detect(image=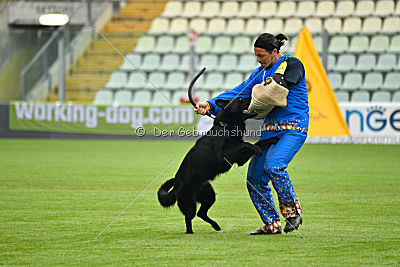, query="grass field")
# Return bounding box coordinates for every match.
[0,139,399,265]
